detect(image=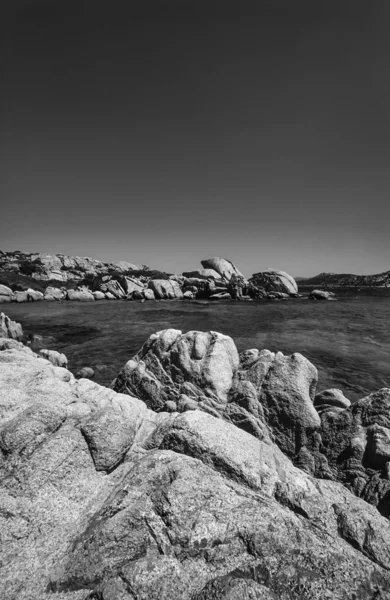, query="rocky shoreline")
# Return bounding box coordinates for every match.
[2,312,390,598]
[0,251,310,303]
